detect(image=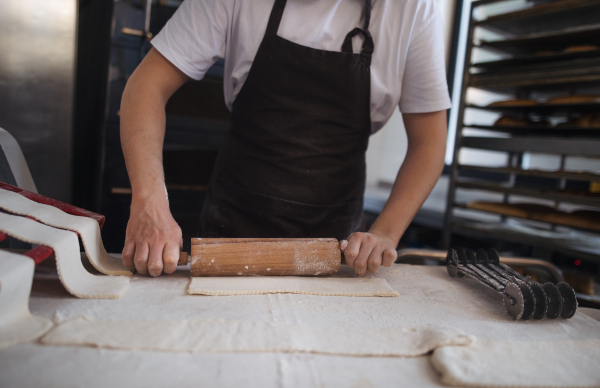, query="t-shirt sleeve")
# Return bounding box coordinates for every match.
[398,2,452,113]
[150,0,230,80]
